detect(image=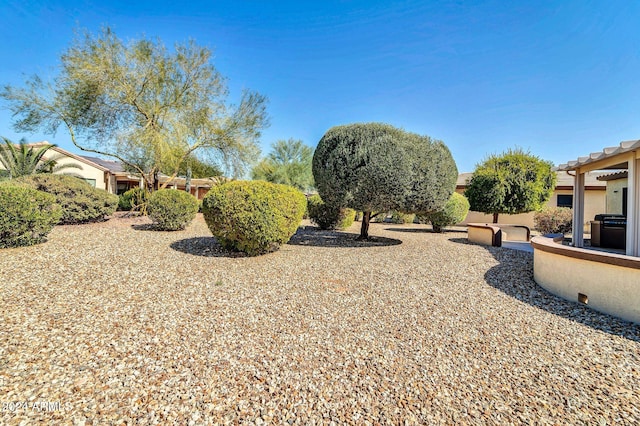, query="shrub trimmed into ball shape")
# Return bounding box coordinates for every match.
[419,192,470,233]
[147,189,199,231]
[390,211,415,224]
[307,194,356,230]
[0,185,62,248]
[11,174,118,224]
[118,187,150,212]
[202,180,306,256]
